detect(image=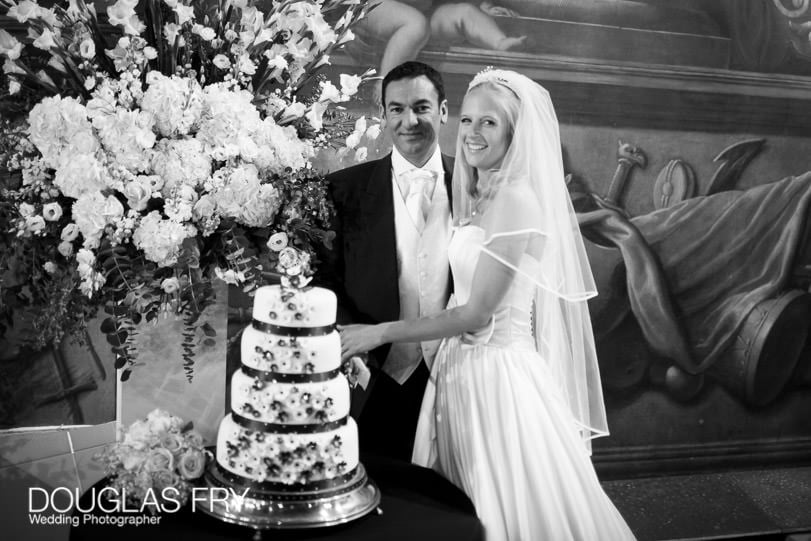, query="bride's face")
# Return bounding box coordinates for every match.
[459,87,512,172]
